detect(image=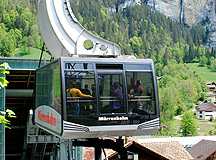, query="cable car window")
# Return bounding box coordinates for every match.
[125,64,151,71]
[65,71,96,121]
[36,61,61,114]
[98,73,125,114]
[65,62,93,70]
[126,72,156,116]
